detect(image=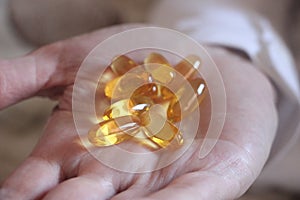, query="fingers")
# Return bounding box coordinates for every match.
[0,156,61,200]
[0,24,146,109]
[127,138,257,200]
[42,175,116,200]
[0,57,44,109]
[133,171,242,200]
